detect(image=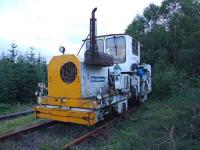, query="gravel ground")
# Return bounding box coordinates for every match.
[0,108,129,150]
[0,122,95,150]
[72,136,109,150]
